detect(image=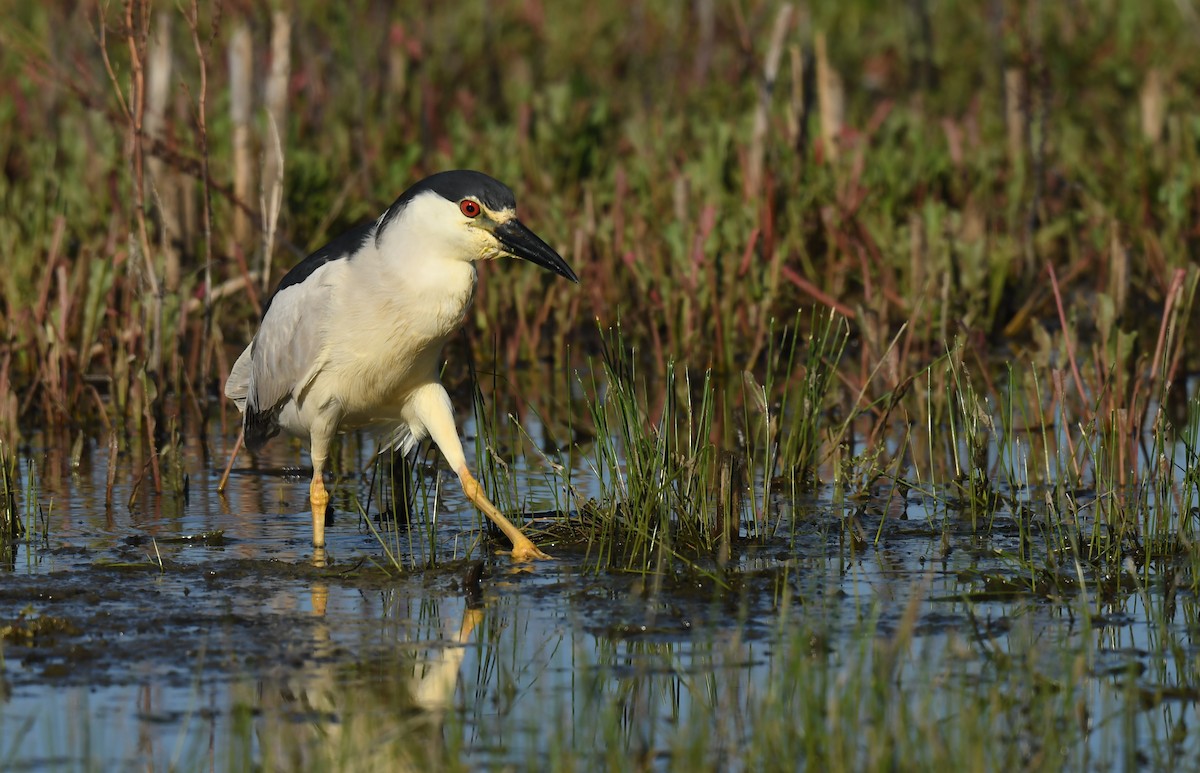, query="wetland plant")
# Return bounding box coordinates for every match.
[573,313,849,572]
[0,442,21,566]
[772,309,851,489]
[579,341,725,571]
